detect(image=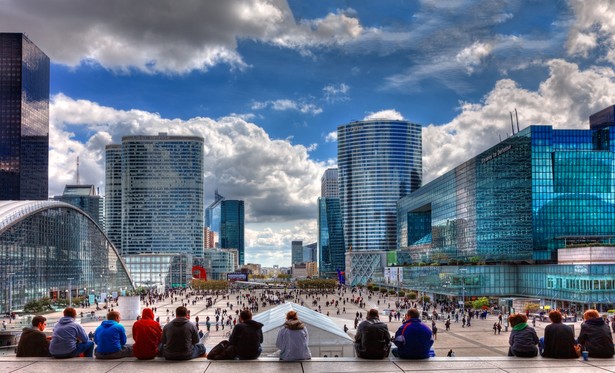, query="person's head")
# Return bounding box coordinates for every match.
[176,306,188,317]
[548,310,562,323]
[367,309,379,319]
[107,311,120,322]
[407,308,420,319]
[583,309,600,320]
[286,310,298,321]
[63,307,77,318]
[508,313,527,327]
[32,316,46,331]
[239,309,252,322]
